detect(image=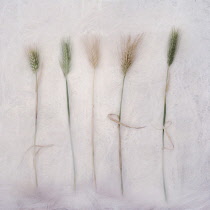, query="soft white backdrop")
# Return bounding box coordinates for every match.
[0,0,210,209]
